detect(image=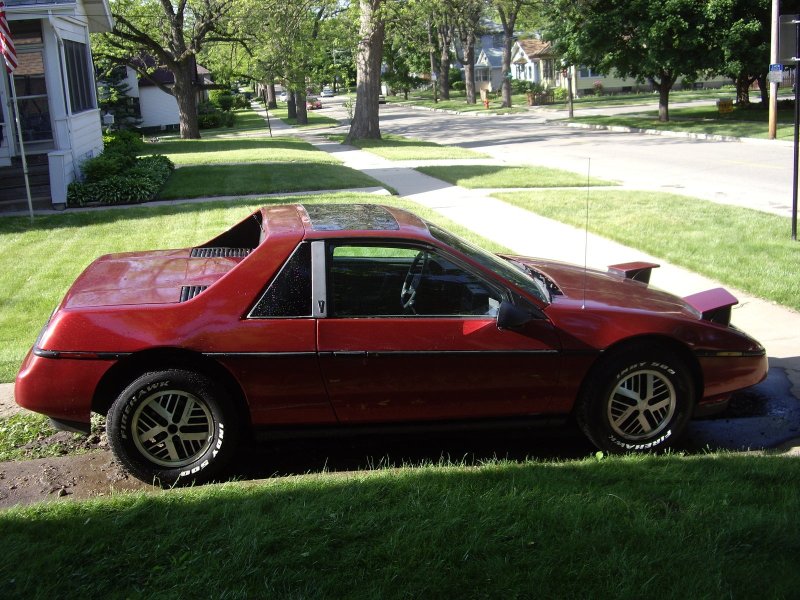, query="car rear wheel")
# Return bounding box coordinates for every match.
[107,369,238,486]
[577,347,694,452]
